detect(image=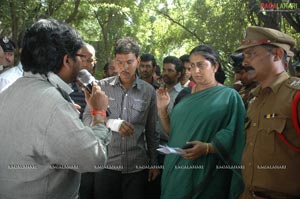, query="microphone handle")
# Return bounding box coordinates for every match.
[86,83,93,93]
[85,83,111,116]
